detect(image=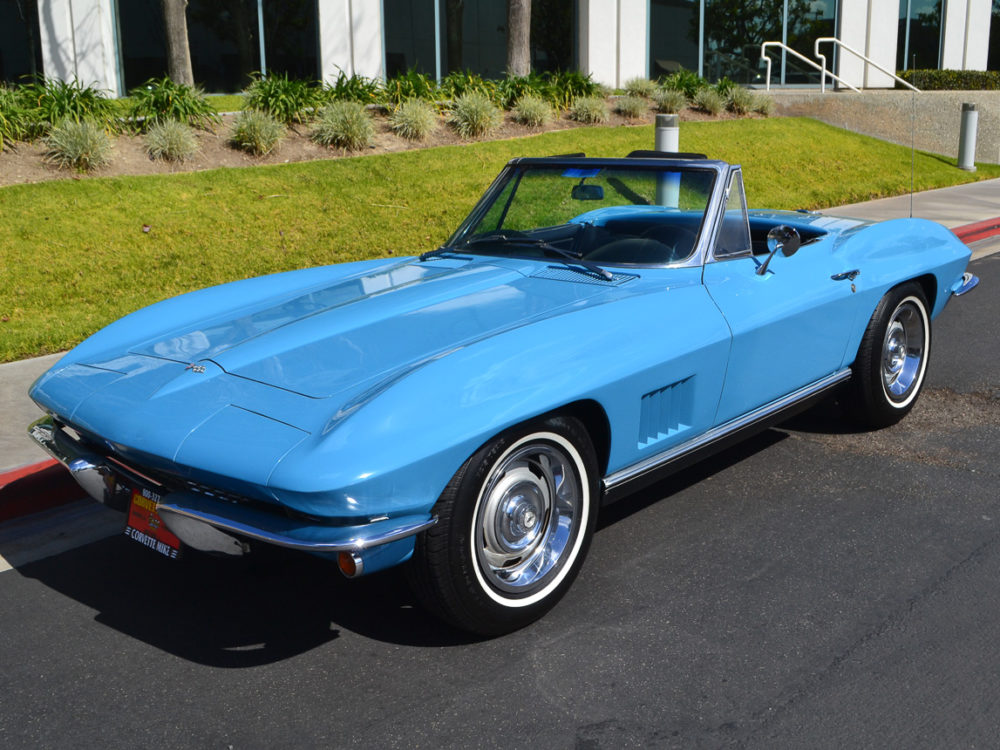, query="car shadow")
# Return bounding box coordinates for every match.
[13,402,853,661]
